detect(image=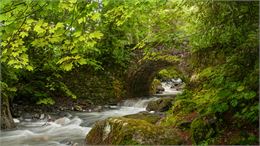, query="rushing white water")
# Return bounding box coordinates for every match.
[157,82,182,96]
[0,97,159,146]
[0,82,180,146]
